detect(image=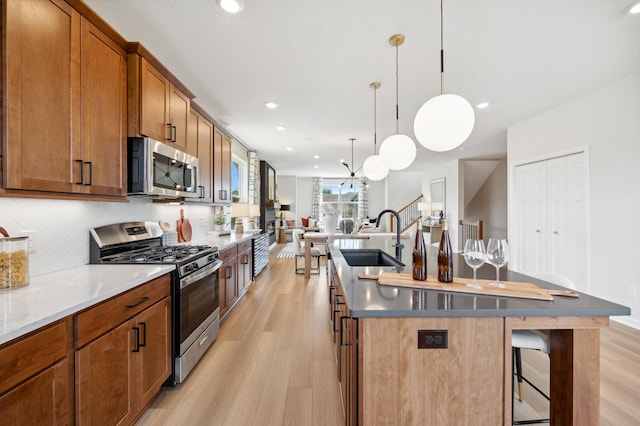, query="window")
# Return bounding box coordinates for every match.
[231,154,247,202]
[321,179,361,220]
